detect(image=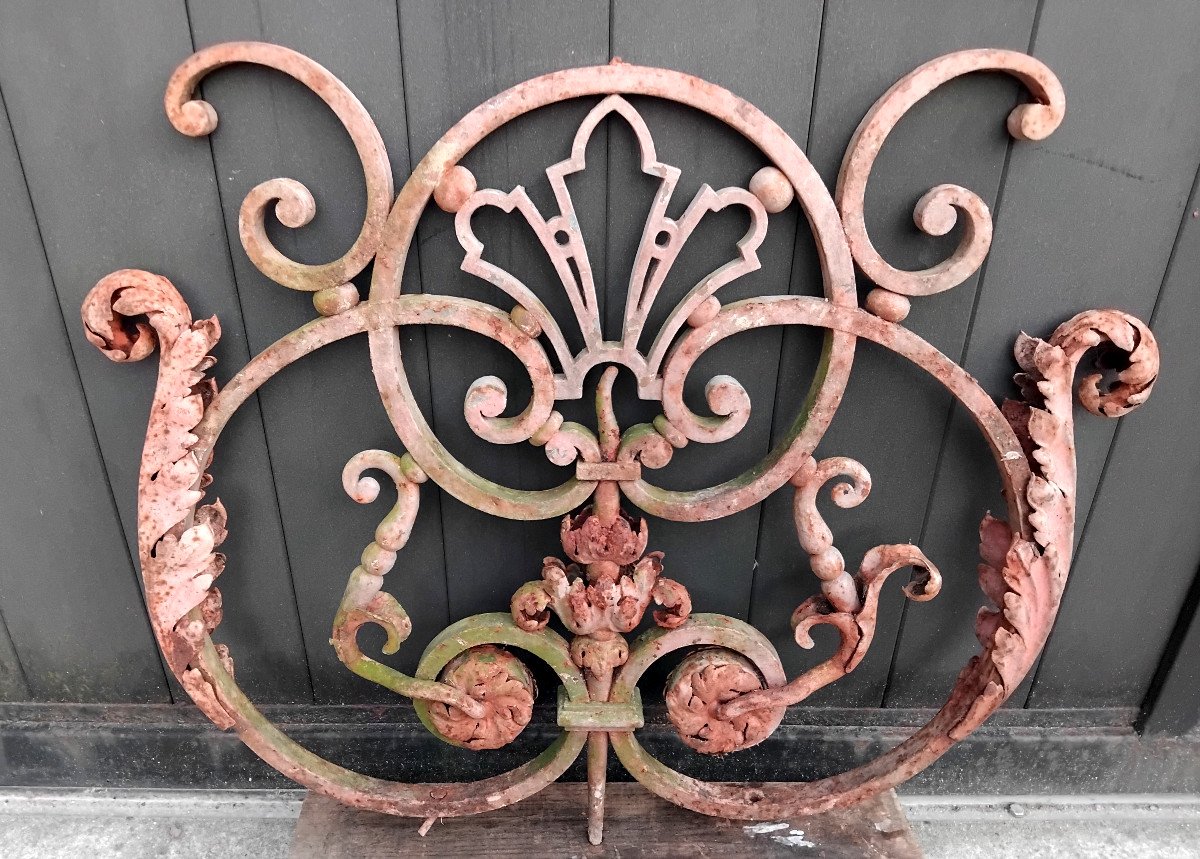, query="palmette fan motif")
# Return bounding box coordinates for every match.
[81,42,1159,844]
[454,93,770,401]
